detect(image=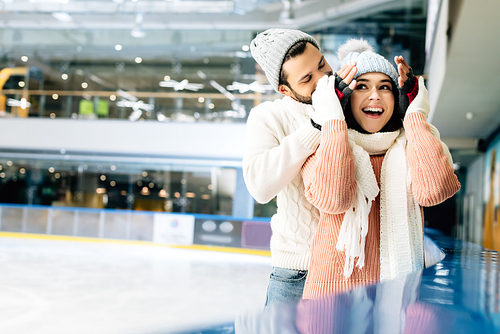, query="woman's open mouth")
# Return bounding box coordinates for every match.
[362,107,384,119]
